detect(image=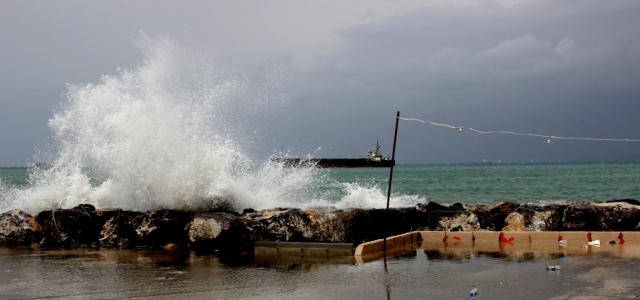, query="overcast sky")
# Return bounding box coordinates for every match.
[2,0,640,166]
